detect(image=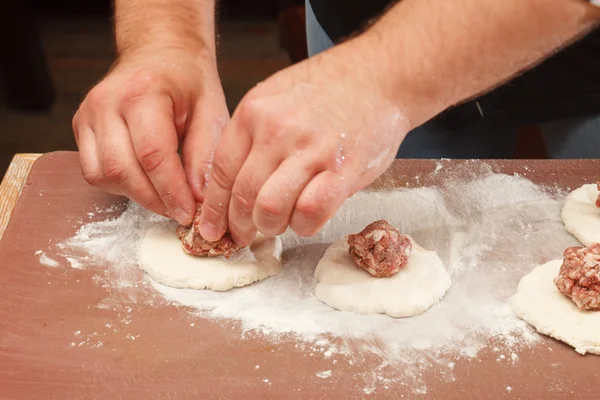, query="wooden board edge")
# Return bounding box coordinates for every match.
[0,154,42,239]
